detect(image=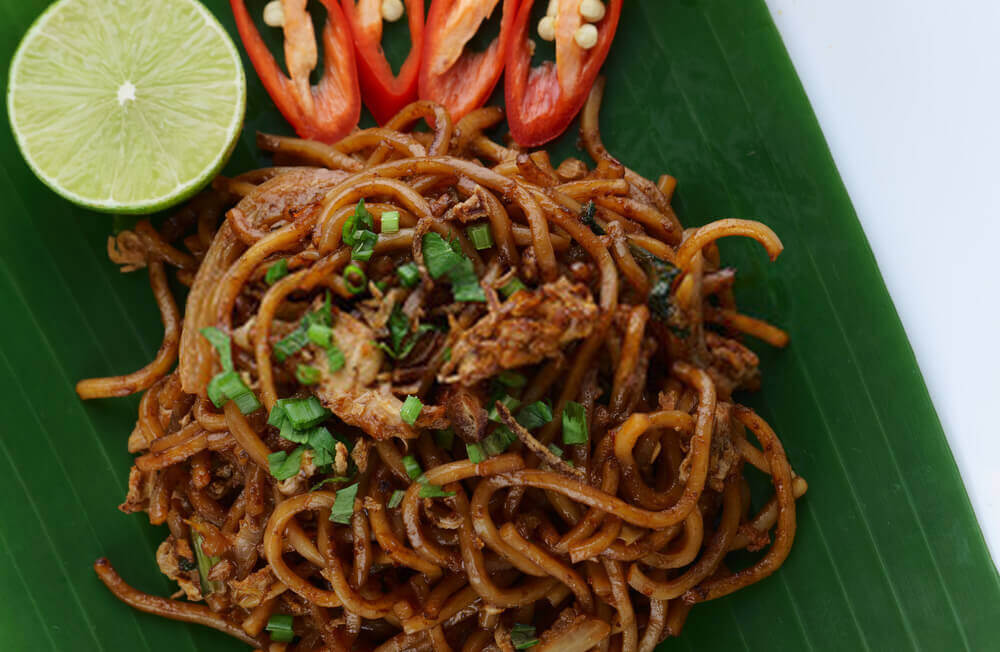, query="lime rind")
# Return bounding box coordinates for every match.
[7,0,246,214]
